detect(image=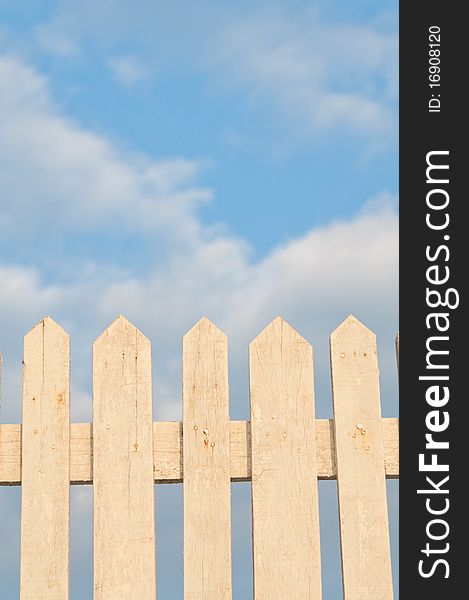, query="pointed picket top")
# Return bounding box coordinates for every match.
[24,315,69,340]
[249,316,310,349]
[183,316,227,343]
[93,314,150,347]
[330,313,376,346]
